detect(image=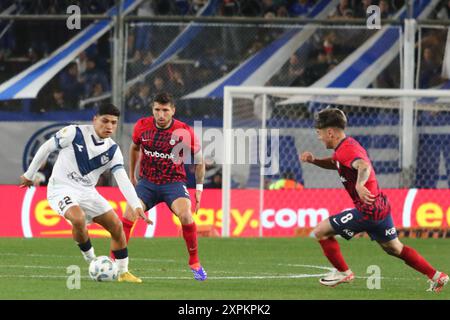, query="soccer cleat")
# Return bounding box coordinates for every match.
[190,264,207,281]
[319,270,354,287]
[427,272,449,293]
[118,271,142,283]
[83,254,96,264]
